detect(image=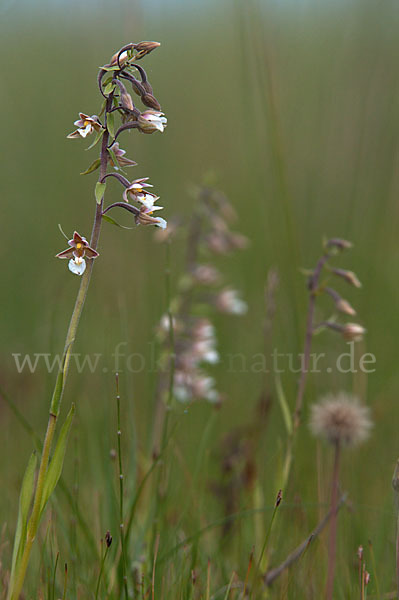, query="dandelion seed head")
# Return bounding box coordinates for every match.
[309,392,372,447]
